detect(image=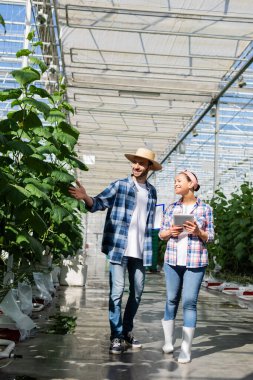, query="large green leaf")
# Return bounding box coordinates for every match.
[11,67,41,86]
[37,143,61,156]
[22,156,50,174]
[22,97,50,117]
[33,126,52,139]
[63,196,81,210]
[16,233,30,245]
[32,41,43,47]
[46,109,65,123]
[17,231,44,256]
[60,101,75,115]
[0,88,22,101]
[29,57,48,74]
[16,49,32,58]
[29,85,53,101]
[28,153,45,160]
[50,233,67,250]
[8,109,26,123]
[7,140,34,155]
[68,156,88,171]
[23,178,52,193]
[51,170,75,183]
[23,111,42,129]
[16,207,48,235]
[25,183,52,204]
[4,184,31,206]
[29,210,48,235]
[0,119,19,133]
[51,205,69,224]
[0,14,6,33]
[57,143,73,158]
[53,130,77,149]
[78,201,87,213]
[27,30,35,41]
[11,99,22,108]
[60,220,83,237]
[58,121,79,139]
